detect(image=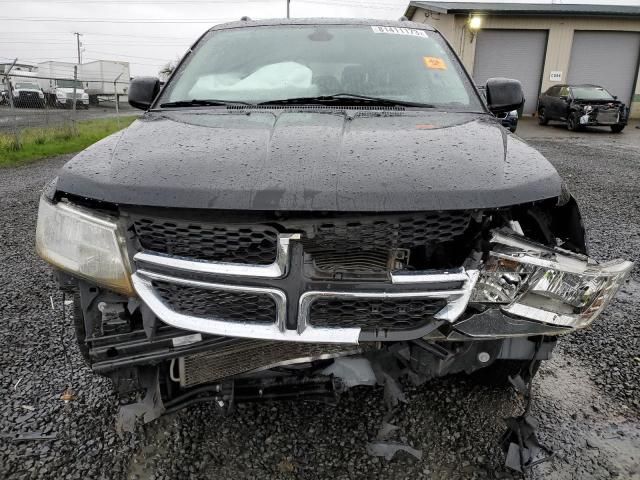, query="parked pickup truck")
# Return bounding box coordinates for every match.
[36,18,632,423]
